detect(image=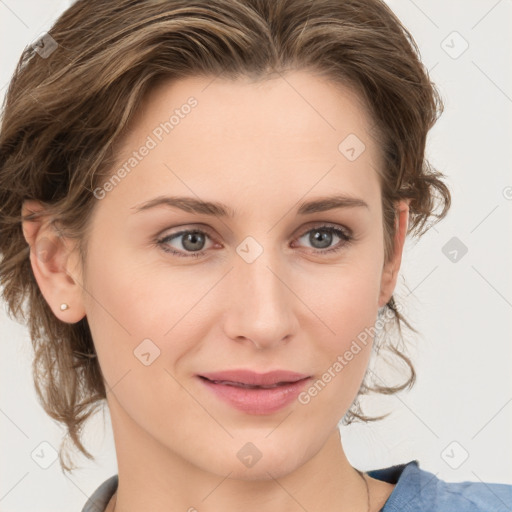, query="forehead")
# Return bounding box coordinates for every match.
[132,70,376,149]
[103,71,382,216]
